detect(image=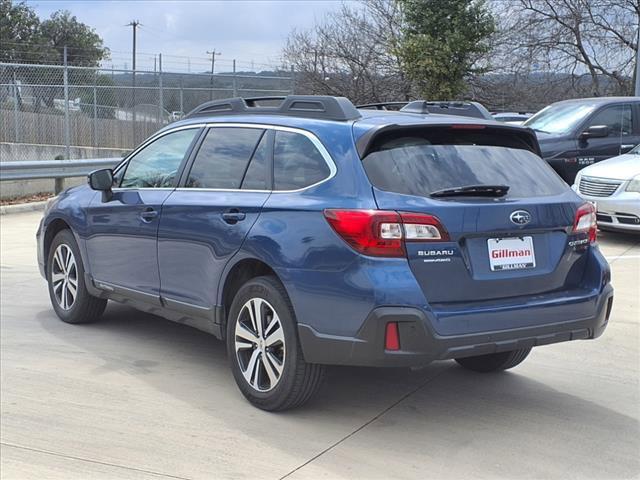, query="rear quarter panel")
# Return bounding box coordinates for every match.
[221,122,426,336]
